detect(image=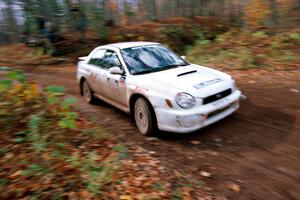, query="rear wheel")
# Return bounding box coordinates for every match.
[82,80,95,104]
[134,98,155,136]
